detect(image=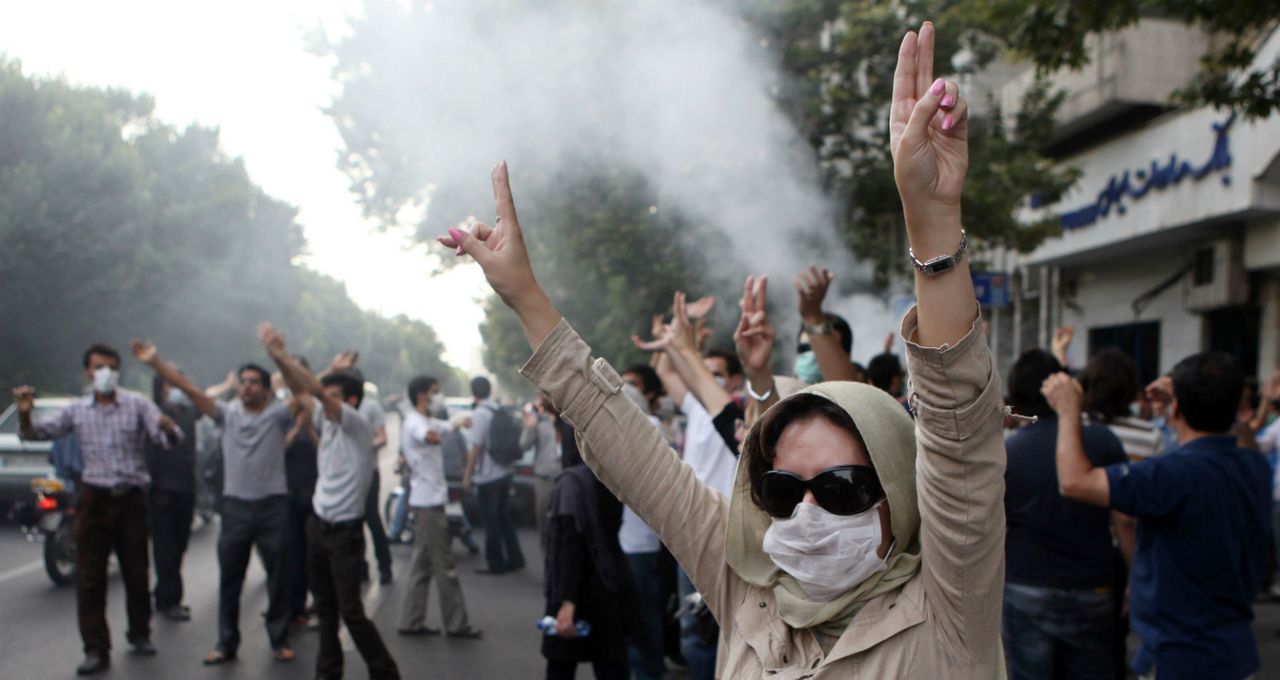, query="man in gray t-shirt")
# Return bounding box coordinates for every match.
[214,400,291,500]
[136,347,297,663]
[312,403,375,522]
[261,325,400,679]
